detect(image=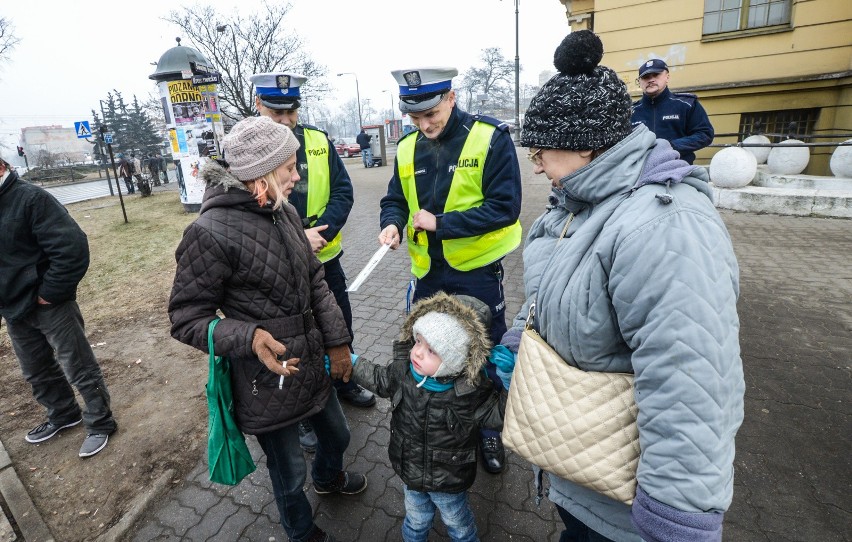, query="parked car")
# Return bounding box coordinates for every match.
[334,138,361,158]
